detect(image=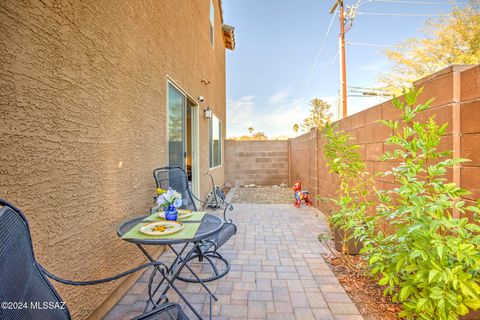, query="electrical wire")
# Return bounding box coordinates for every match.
[356,11,449,16]
[313,50,339,98]
[348,85,391,92]
[369,0,468,5]
[301,11,337,97]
